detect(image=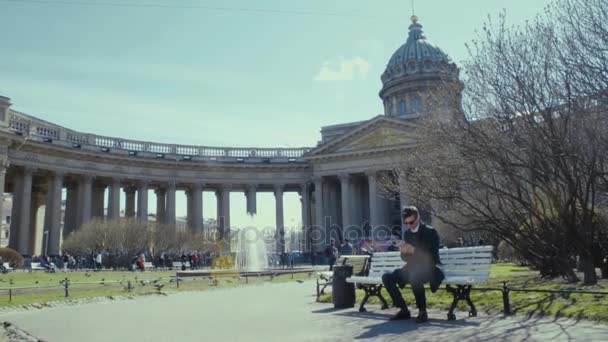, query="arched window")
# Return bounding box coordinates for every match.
[399,100,407,116]
[412,96,422,113]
